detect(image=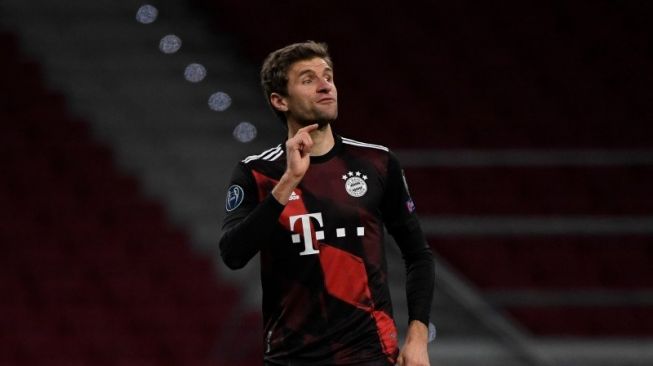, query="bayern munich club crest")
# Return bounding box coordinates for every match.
[342,171,368,197]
